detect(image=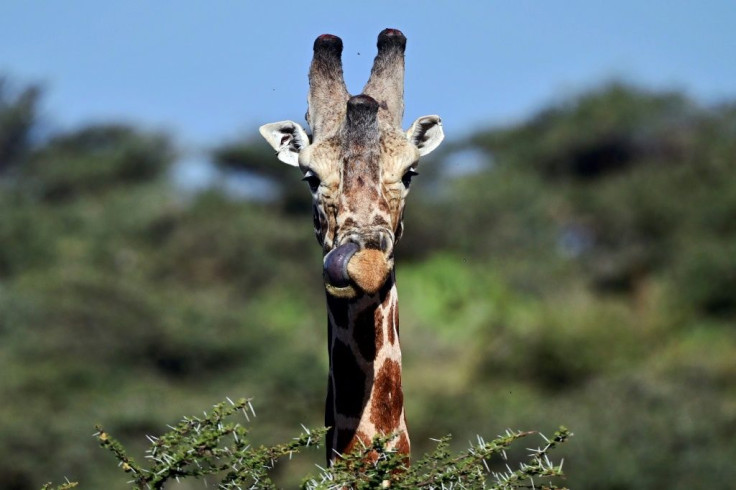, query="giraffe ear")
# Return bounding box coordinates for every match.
[407,115,444,156]
[259,121,310,166]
